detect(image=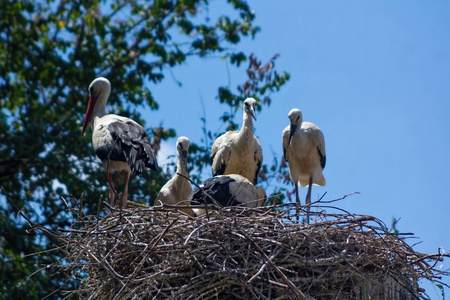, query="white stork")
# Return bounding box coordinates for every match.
[282,108,326,223]
[82,77,159,209]
[211,98,263,185]
[156,136,194,216]
[191,174,266,216]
